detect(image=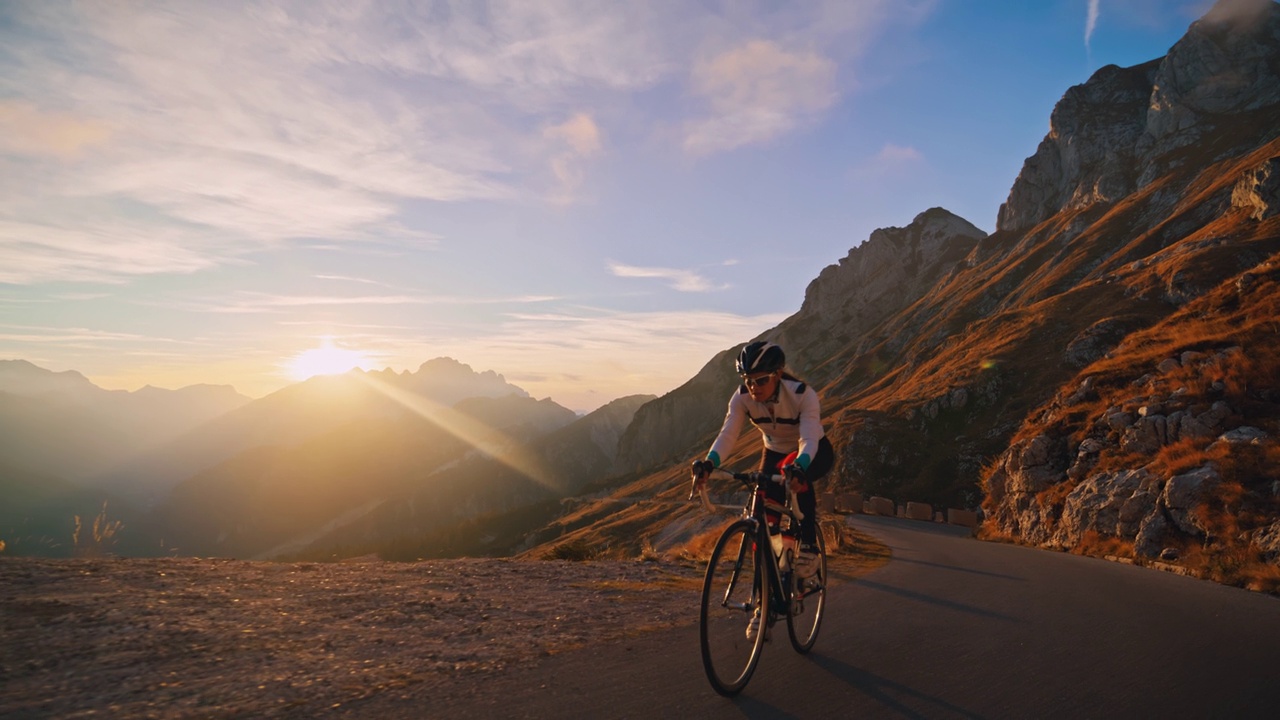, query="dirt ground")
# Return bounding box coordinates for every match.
[0,556,705,719]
